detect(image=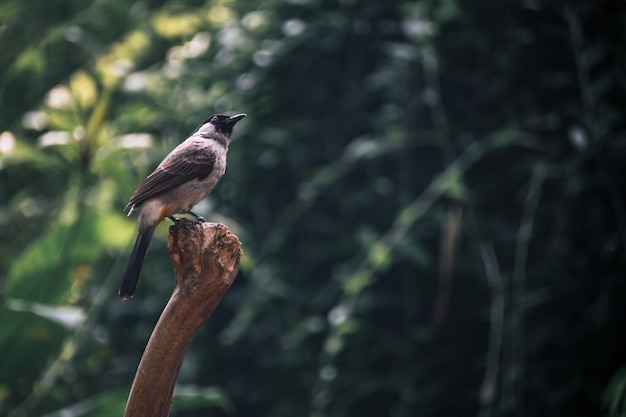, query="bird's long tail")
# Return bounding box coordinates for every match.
[119,226,155,300]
